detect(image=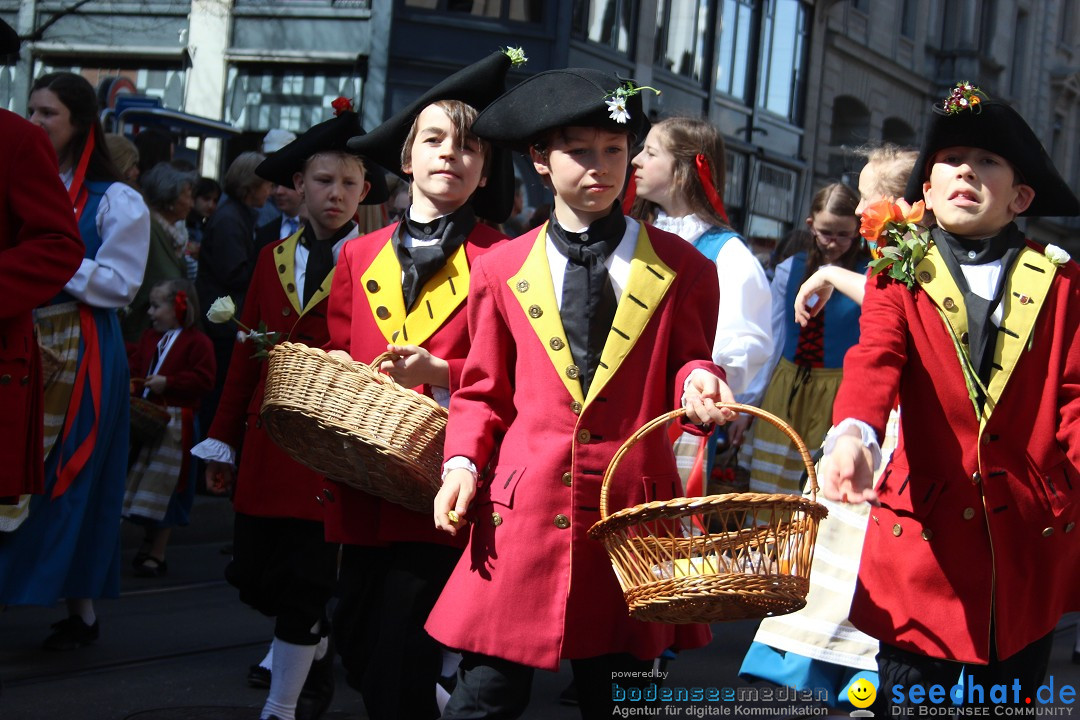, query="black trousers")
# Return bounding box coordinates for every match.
[442,651,658,720]
[876,631,1055,714]
[333,542,462,720]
